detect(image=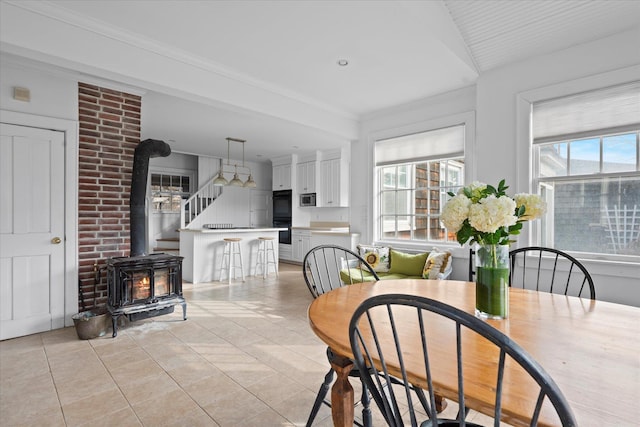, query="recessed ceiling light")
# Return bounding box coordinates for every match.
[337,59,349,66]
